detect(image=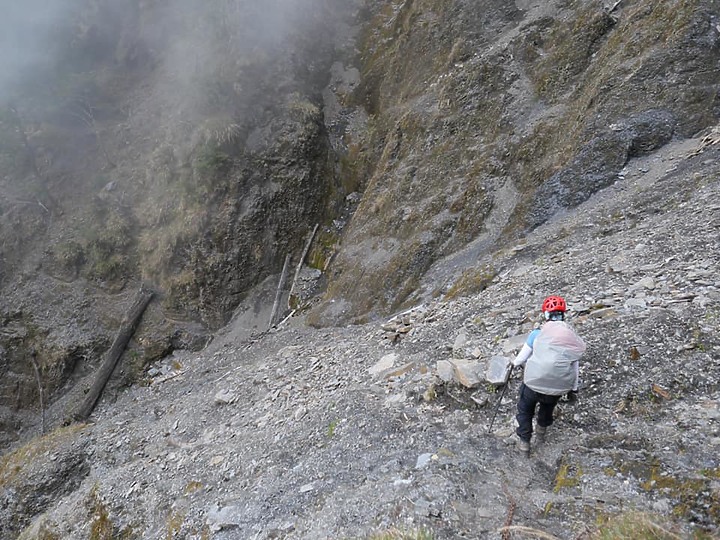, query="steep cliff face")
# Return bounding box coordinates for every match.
[310,0,720,324]
[0,0,359,447]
